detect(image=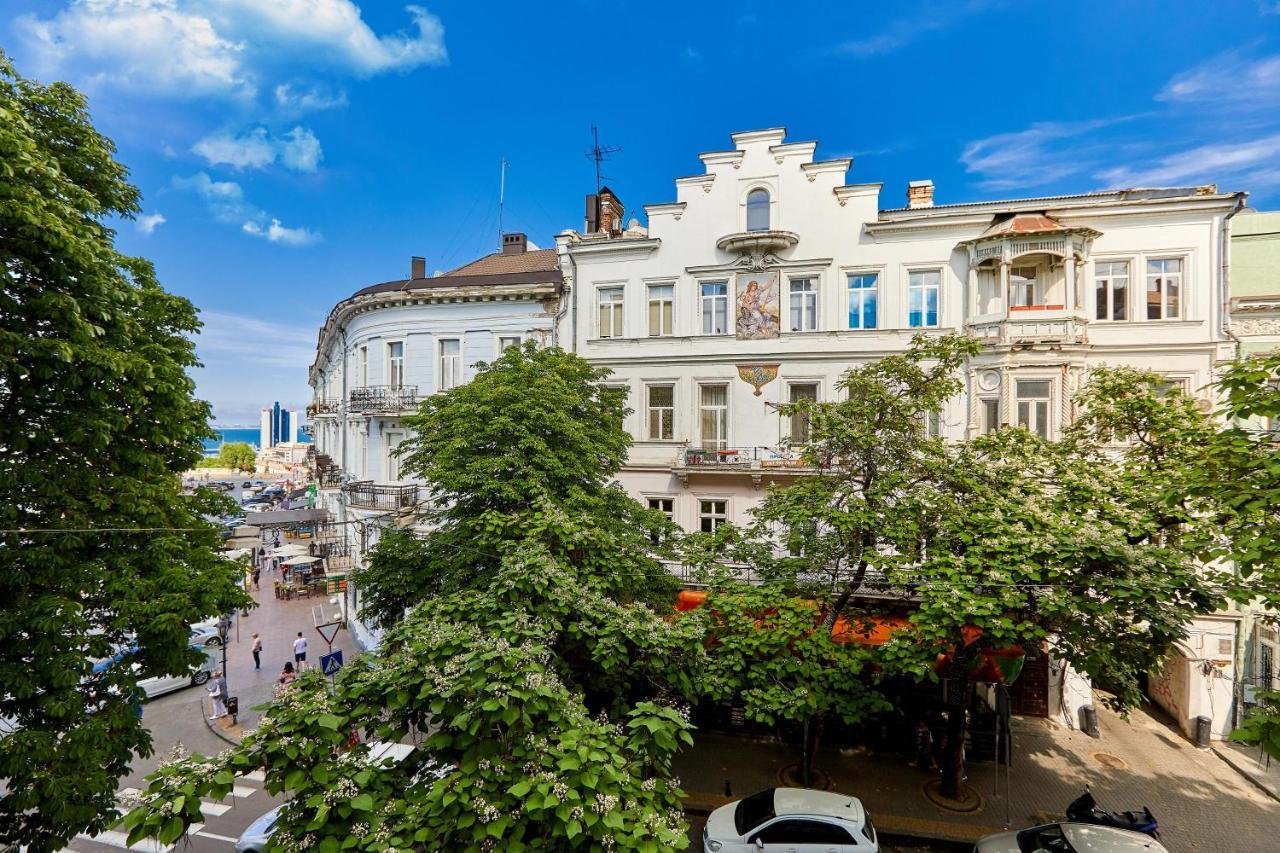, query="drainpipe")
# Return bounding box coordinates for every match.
[1221,194,1247,343]
[568,247,580,353]
[339,327,349,477]
[552,239,575,350]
